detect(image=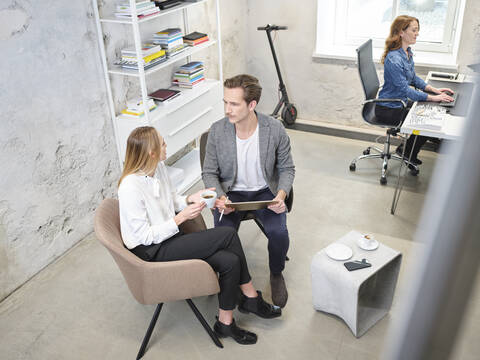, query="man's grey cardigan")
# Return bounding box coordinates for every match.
[202,112,295,198]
